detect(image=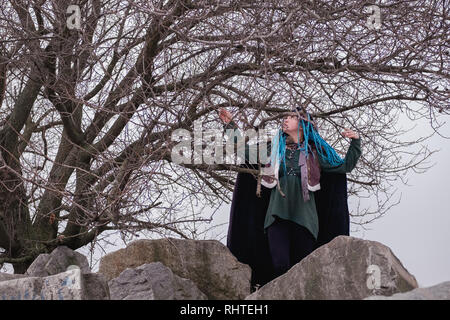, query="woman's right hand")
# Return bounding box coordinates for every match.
[219,108,233,124]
